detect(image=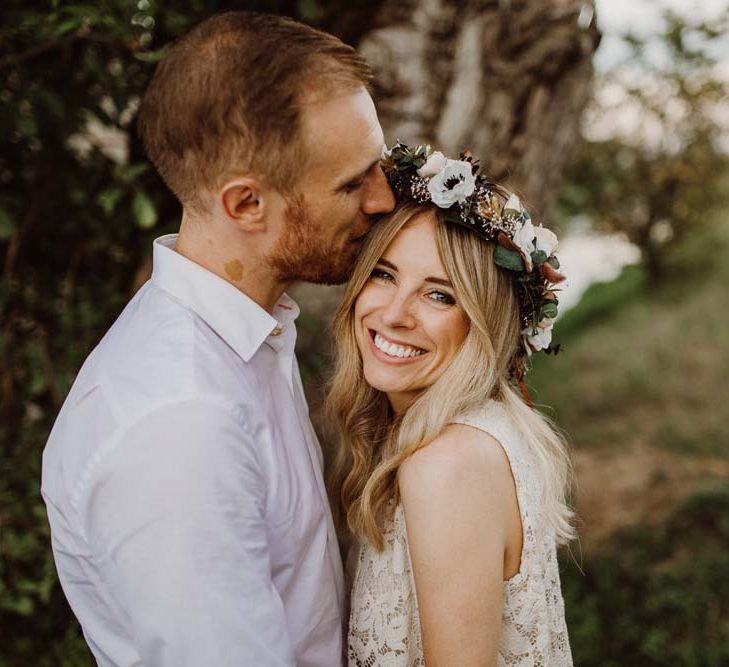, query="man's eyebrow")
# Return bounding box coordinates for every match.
[337,157,381,188]
[376,258,453,287]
